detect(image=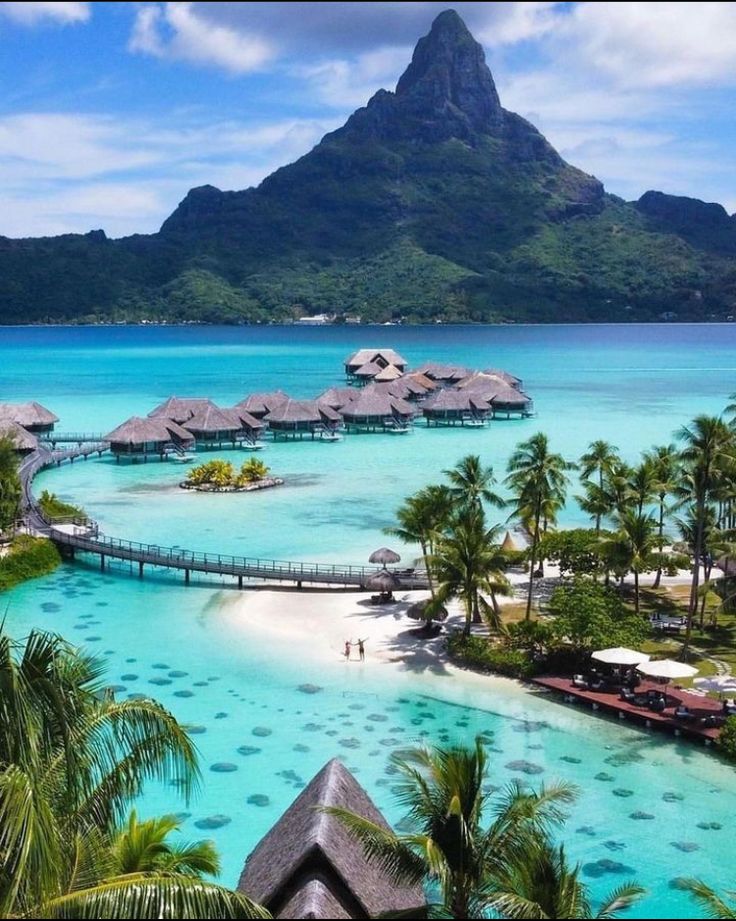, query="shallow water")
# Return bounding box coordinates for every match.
[3,324,736,918]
